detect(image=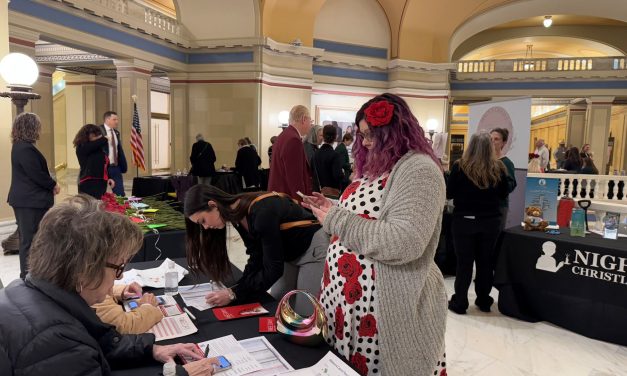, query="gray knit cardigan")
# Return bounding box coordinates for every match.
[323,152,447,376]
